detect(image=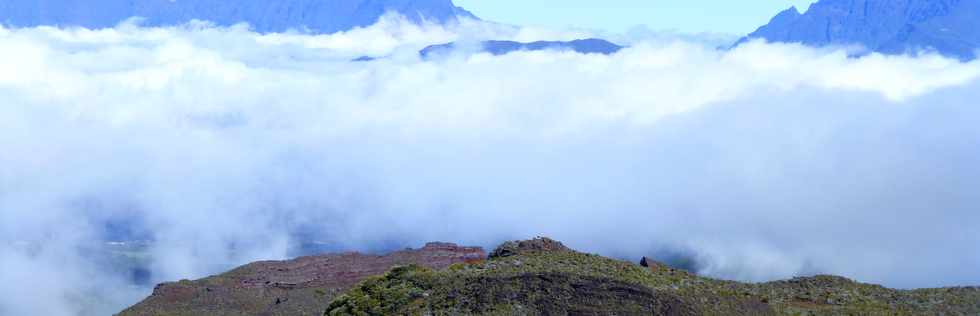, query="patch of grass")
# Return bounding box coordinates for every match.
[325,265,435,316]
